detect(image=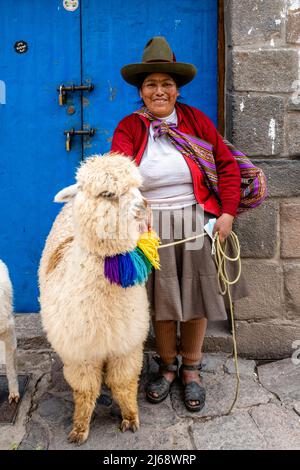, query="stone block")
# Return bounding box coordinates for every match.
[287,113,300,156]
[234,261,283,321]
[201,353,229,373]
[224,356,257,377]
[228,0,284,46]
[257,357,300,403]
[18,420,50,451]
[230,94,284,156]
[257,159,300,197]
[235,321,300,359]
[0,374,40,450]
[192,403,300,449]
[249,403,300,449]
[48,354,70,393]
[286,10,300,44]
[287,97,300,111]
[15,351,52,373]
[191,411,266,450]
[284,264,300,315]
[15,313,50,350]
[38,394,72,423]
[281,203,300,258]
[203,320,233,353]
[288,69,300,110]
[232,49,298,93]
[294,402,300,416]
[234,201,278,258]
